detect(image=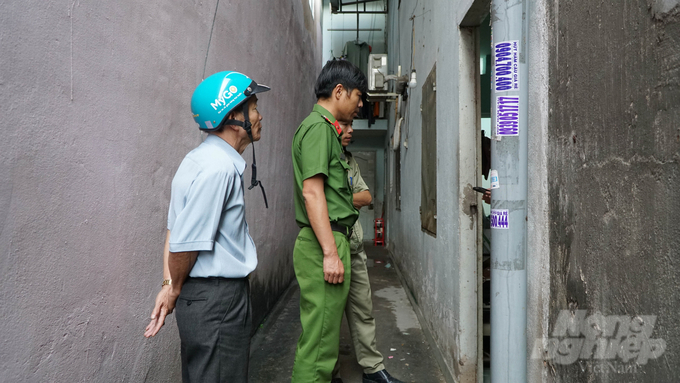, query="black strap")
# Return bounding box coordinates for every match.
[221,102,268,208]
[247,143,269,209]
[330,222,353,238]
